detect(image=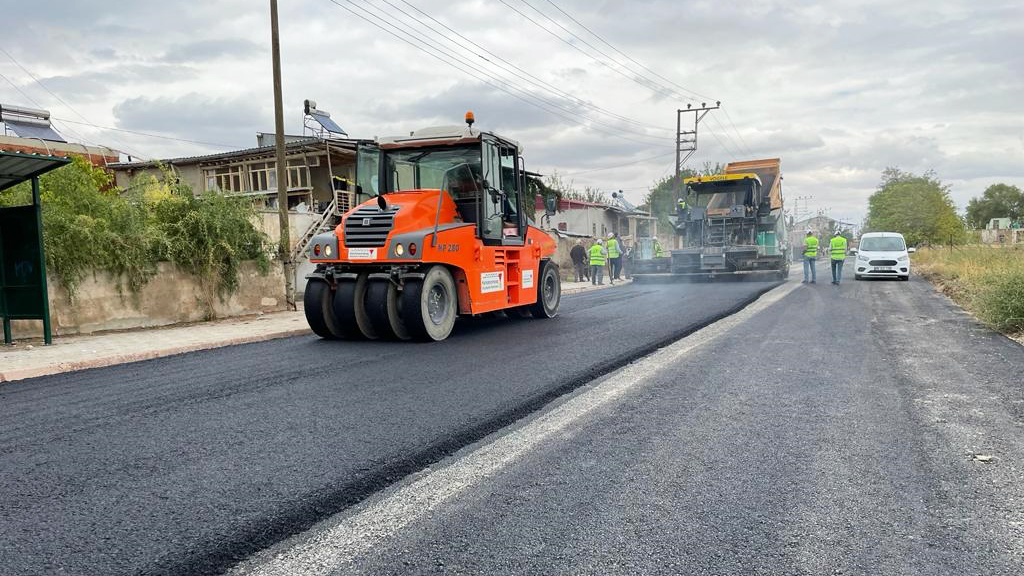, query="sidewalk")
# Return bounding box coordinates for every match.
[0,279,632,383]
